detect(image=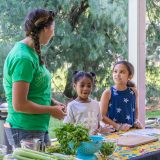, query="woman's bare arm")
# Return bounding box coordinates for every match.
[12,81,66,119]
